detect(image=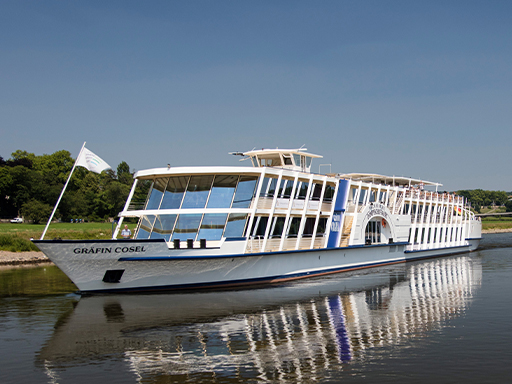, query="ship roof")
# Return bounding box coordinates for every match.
[337,173,442,188]
[239,147,323,159]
